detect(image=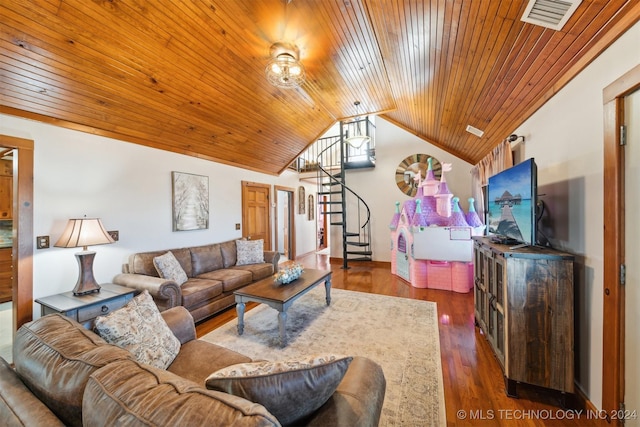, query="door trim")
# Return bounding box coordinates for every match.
[602,63,640,423]
[0,134,34,331]
[274,185,296,260]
